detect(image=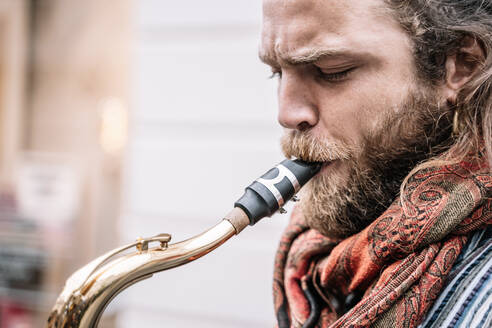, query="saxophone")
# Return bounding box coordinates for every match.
[46,159,321,328]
